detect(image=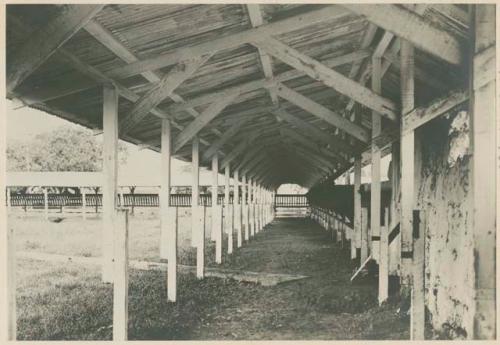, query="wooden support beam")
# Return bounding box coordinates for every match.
[160,119,171,260]
[107,6,351,79]
[102,84,119,283]
[379,208,389,305]
[411,210,425,339]
[255,38,398,120]
[7,5,104,93]
[242,174,249,241]
[400,40,415,292]
[470,4,496,339]
[274,84,371,142]
[84,19,225,145]
[191,138,204,278]
[361,207,369,263]
[113,209,129,341]
[220,132,261,170]
[246,4,279,107]
[173,92,239,153]
[341,4,463,65]
[167,49,370,114]
[120,55,211,135]
[371,57,382,263]
[403,89,469,134]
